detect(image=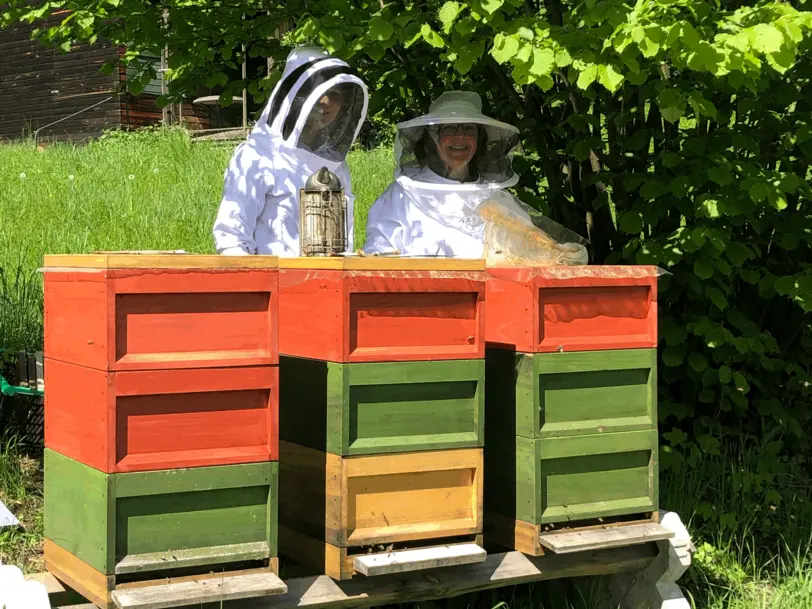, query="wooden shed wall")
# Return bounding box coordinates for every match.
[117,55,213,131]
[0,13,122,142]
[0,17,214,142]
[120,94,213,130]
